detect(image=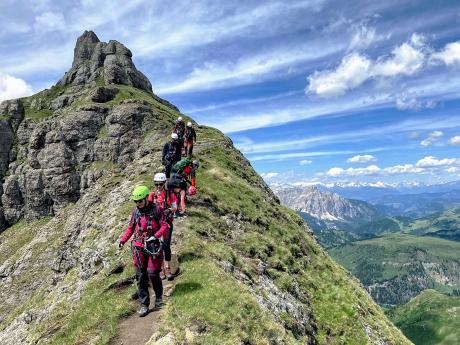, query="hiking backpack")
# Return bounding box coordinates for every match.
[171,157,193,174]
